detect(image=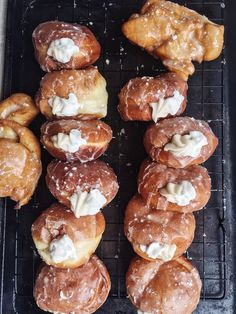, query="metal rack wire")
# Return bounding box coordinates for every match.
[2,0,227,312]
